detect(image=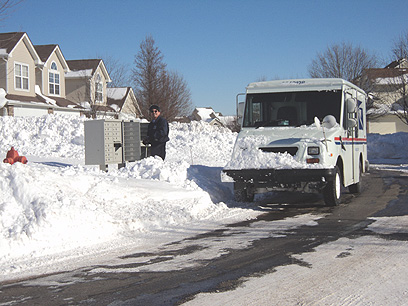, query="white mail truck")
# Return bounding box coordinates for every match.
[222,78,368,206]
